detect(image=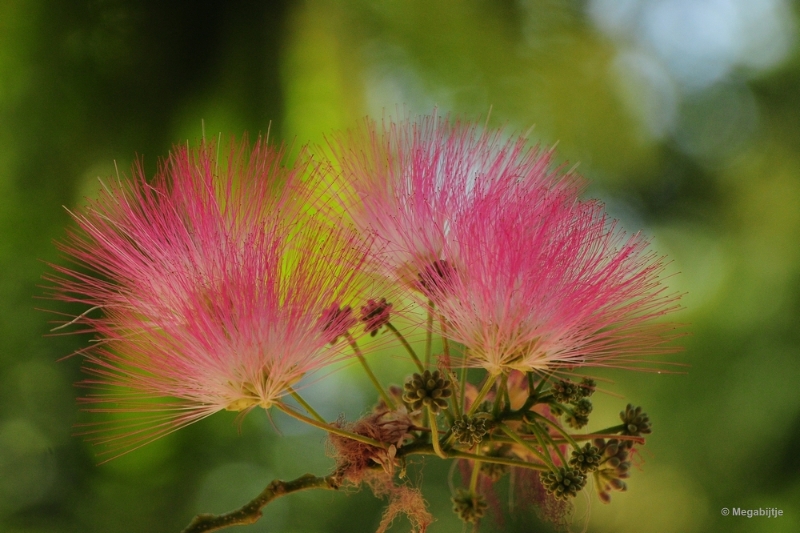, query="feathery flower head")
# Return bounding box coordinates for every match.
[419,185,681,375]
[324,110,582,288]
[49,138,386,457]
[328,111,680,375]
